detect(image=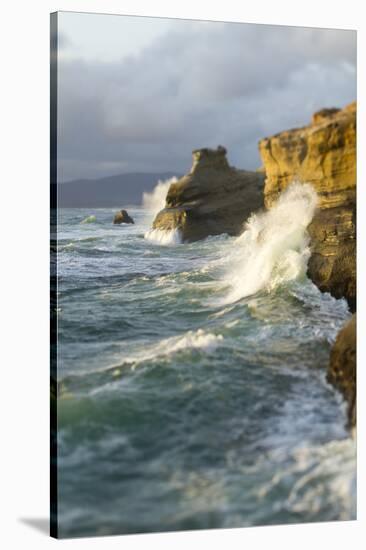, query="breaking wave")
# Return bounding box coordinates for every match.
[222,182,318,303]
[59,330,224,396]
[142,176,178,217]
[89,330,224,377]
[127,328,223,365]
